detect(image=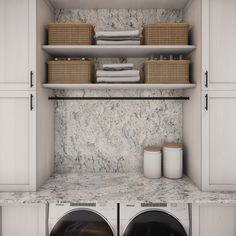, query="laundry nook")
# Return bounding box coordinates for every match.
[1,0,236,235]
